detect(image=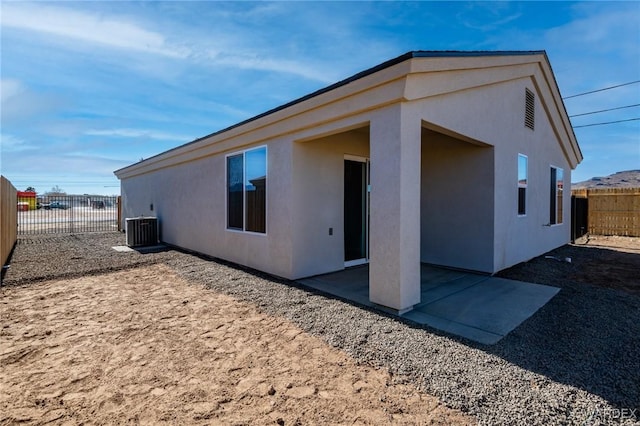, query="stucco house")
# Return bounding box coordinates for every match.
[115,51,582,314]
